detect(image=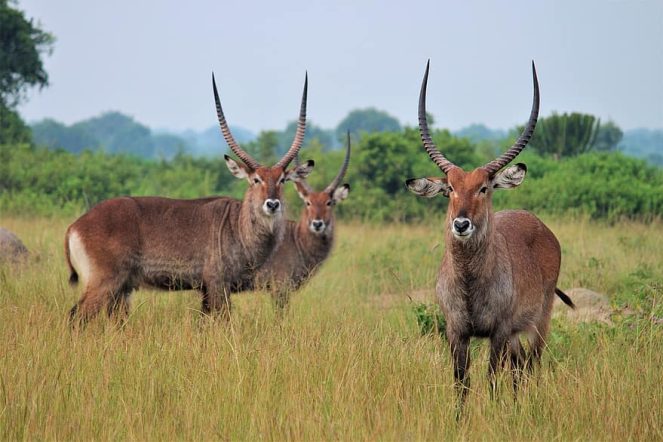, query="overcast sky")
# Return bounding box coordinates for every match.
[16,0,663,133]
